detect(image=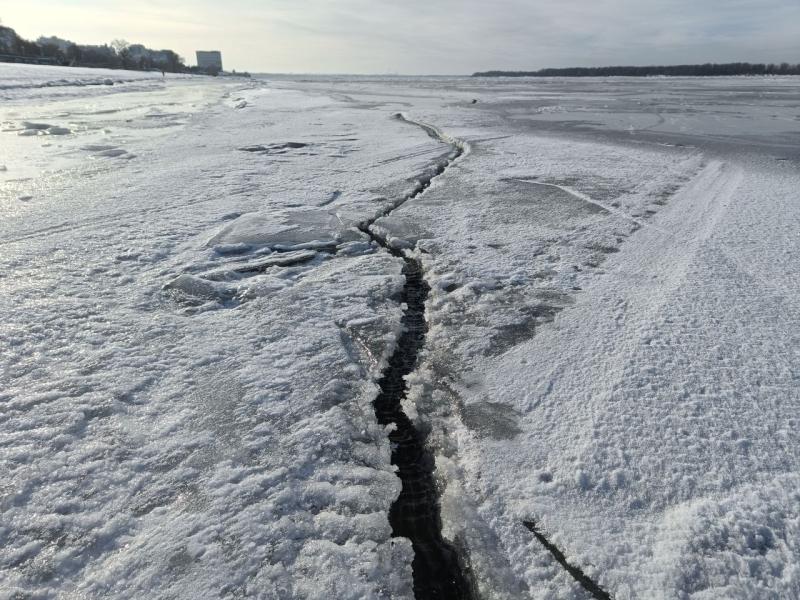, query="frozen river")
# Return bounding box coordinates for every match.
[2,66,800,599]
